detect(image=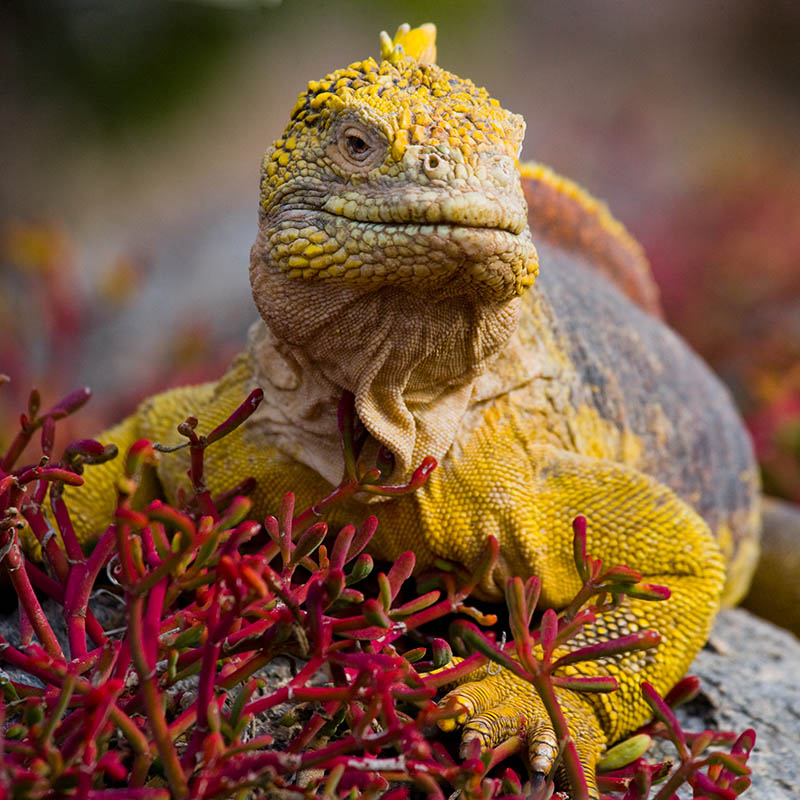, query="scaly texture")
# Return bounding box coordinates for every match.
[53,23,760,796]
